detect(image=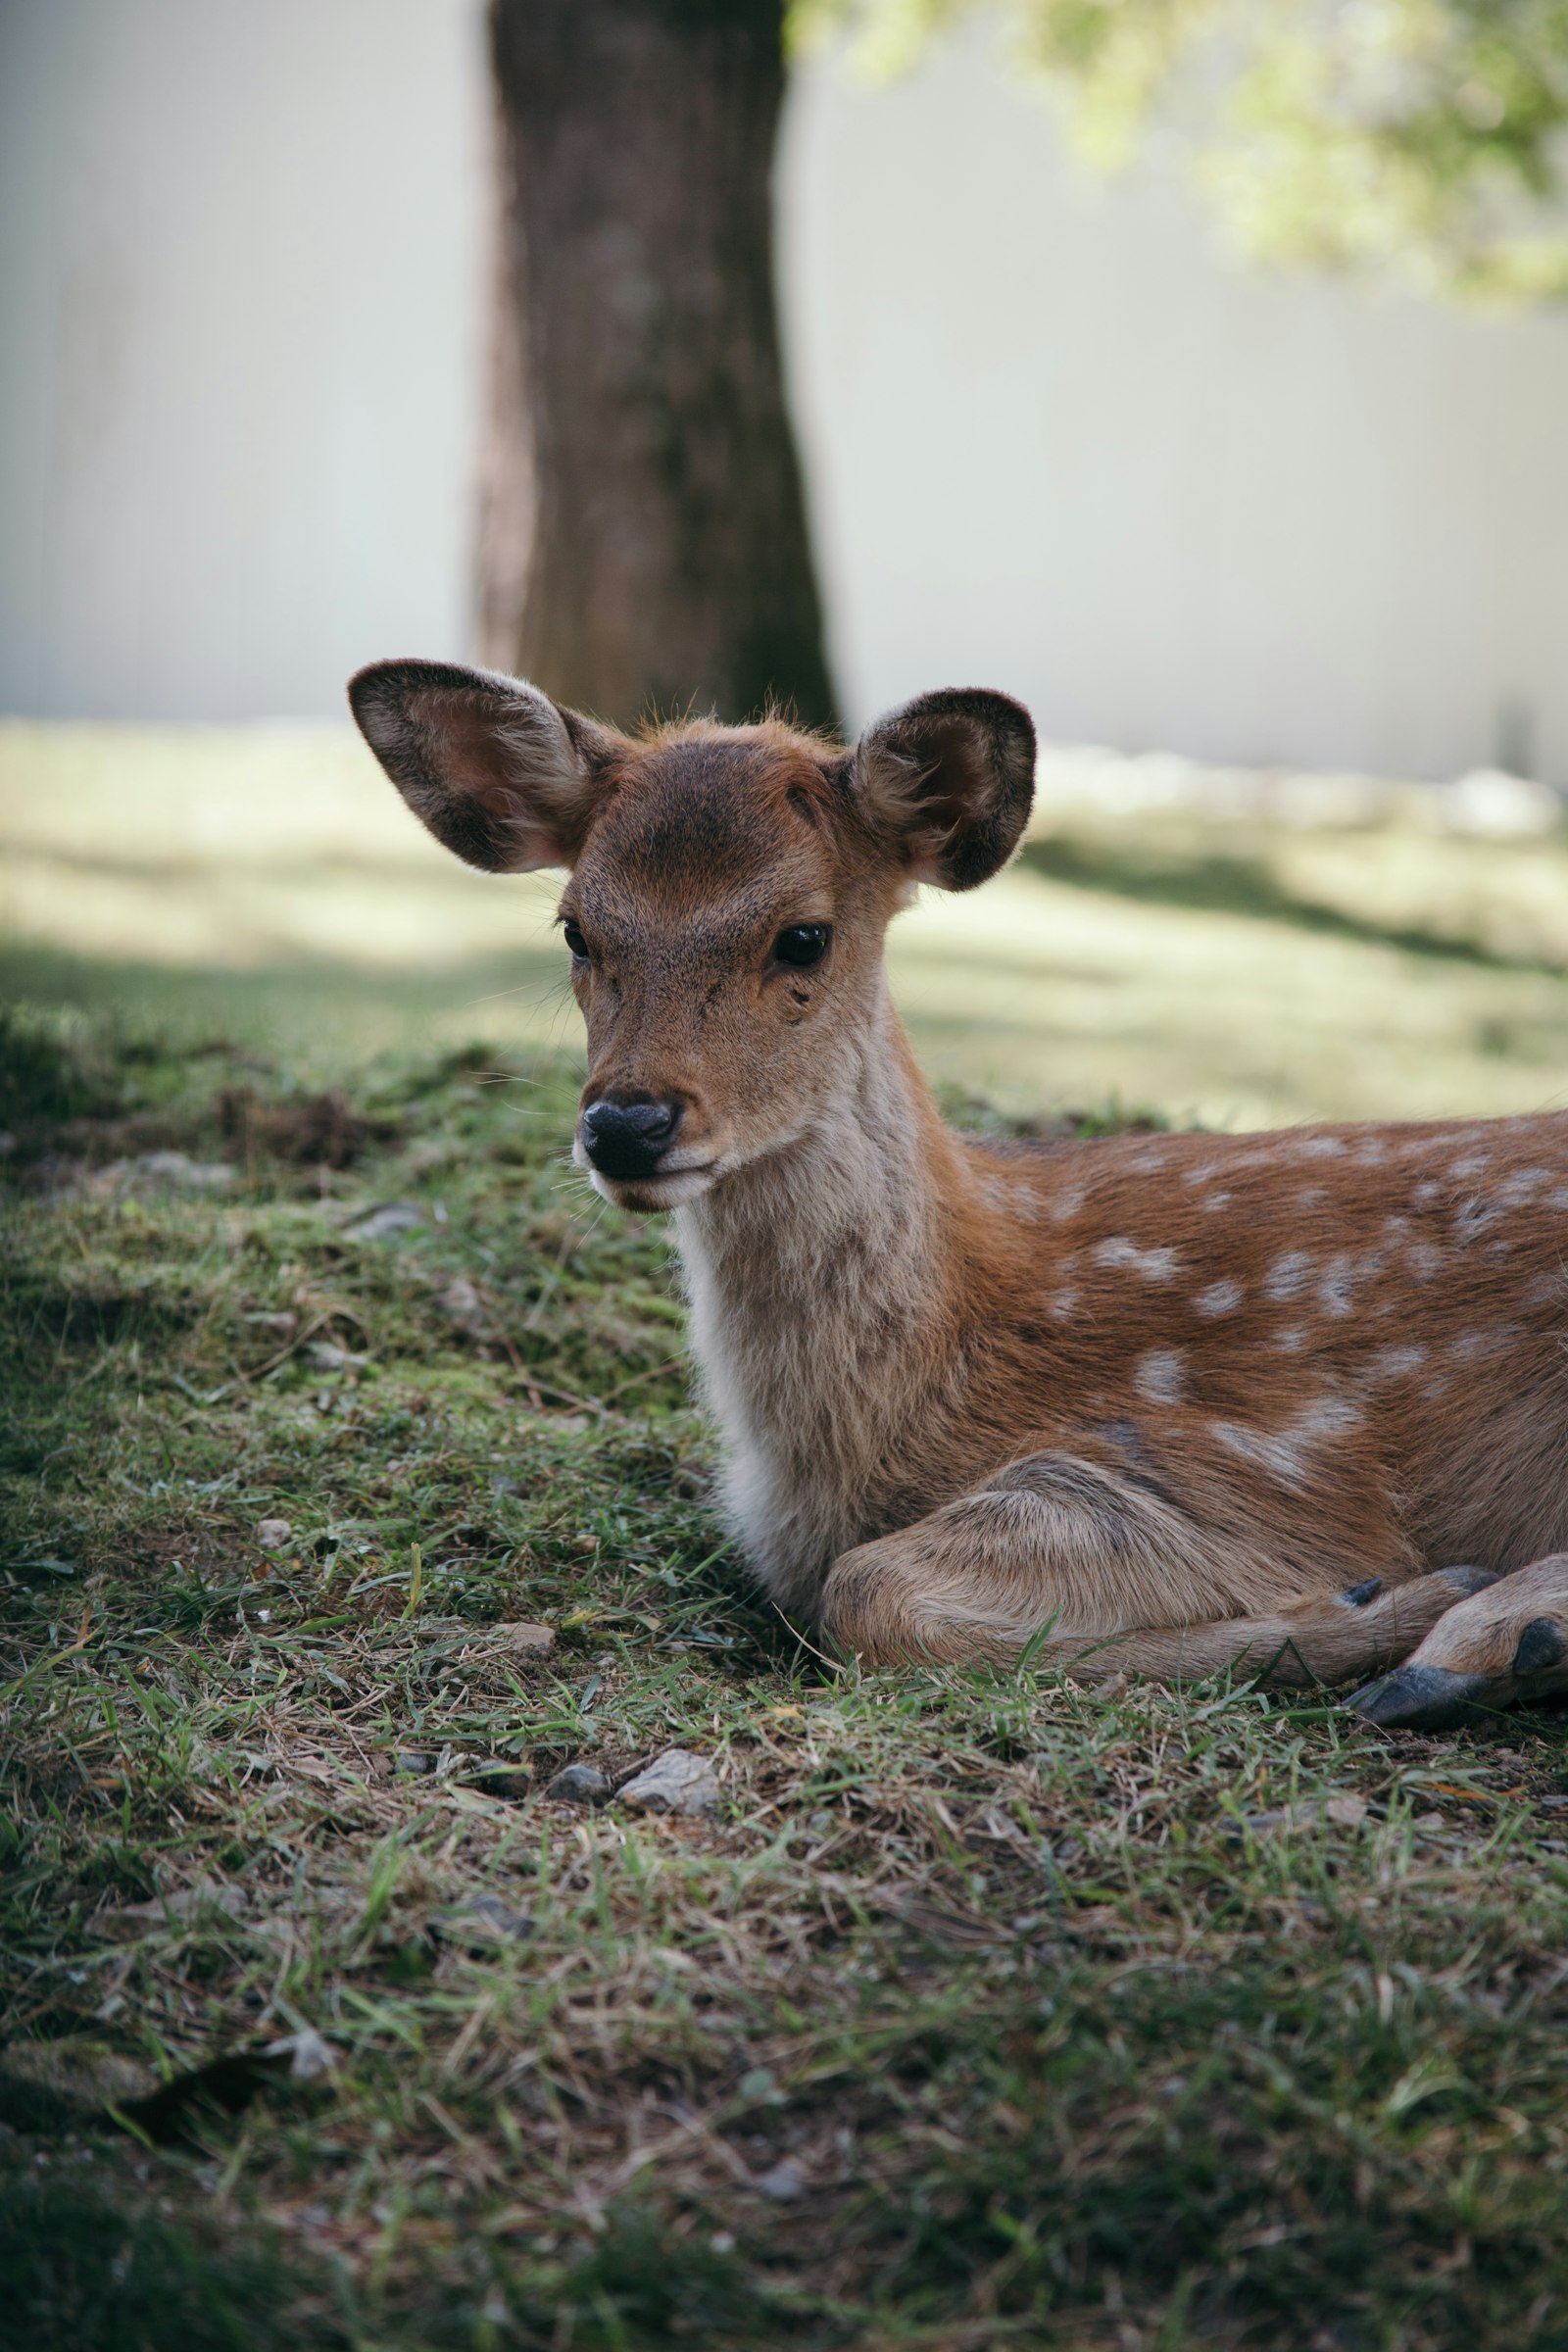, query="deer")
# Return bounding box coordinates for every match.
[349,657,1568,1734]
